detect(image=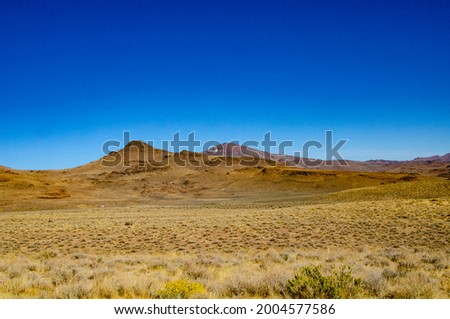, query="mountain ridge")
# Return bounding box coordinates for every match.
[1,140,449,212]
[1,140,449,172]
